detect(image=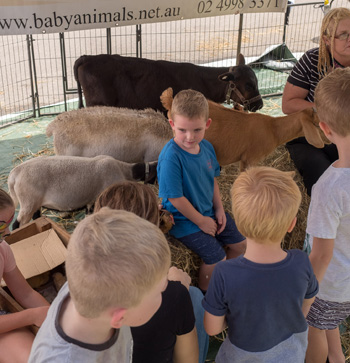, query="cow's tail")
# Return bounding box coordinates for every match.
[160,87,173,118]
[74,55,88,109]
